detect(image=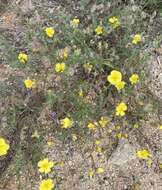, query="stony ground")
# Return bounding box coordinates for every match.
[0,0,162,190]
